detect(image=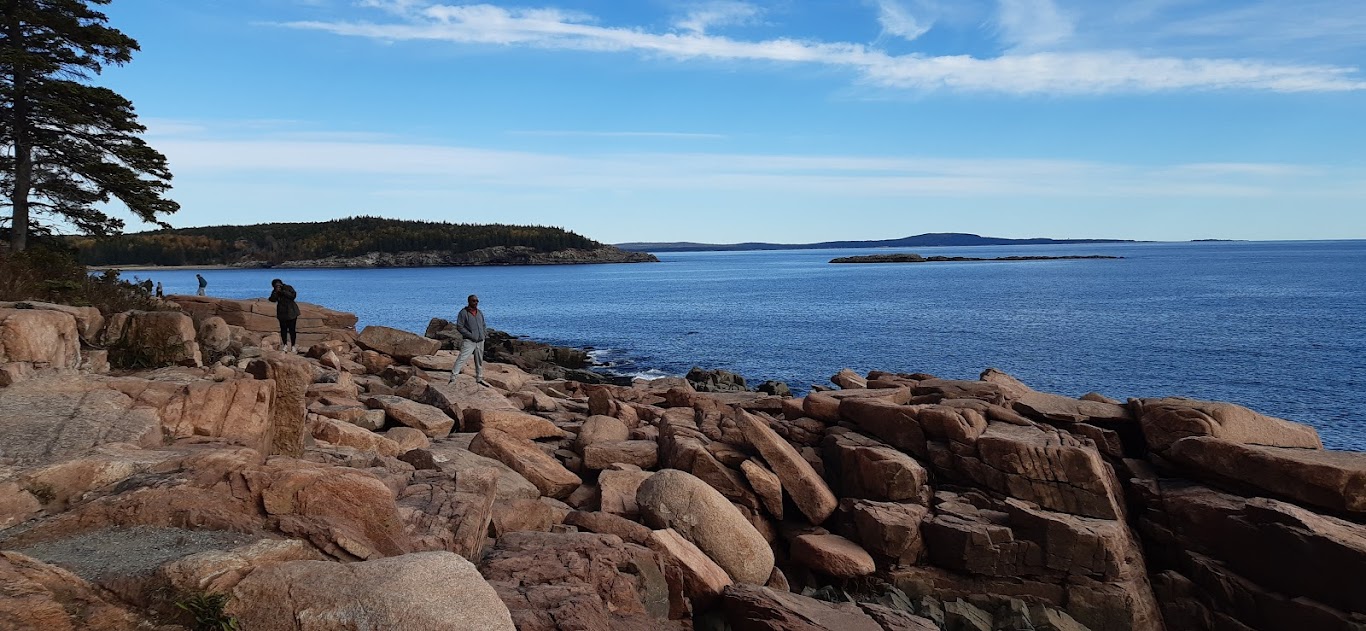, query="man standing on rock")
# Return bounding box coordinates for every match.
[196,273,208,296]
[270,278,300,353]
[450,294,490,387]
